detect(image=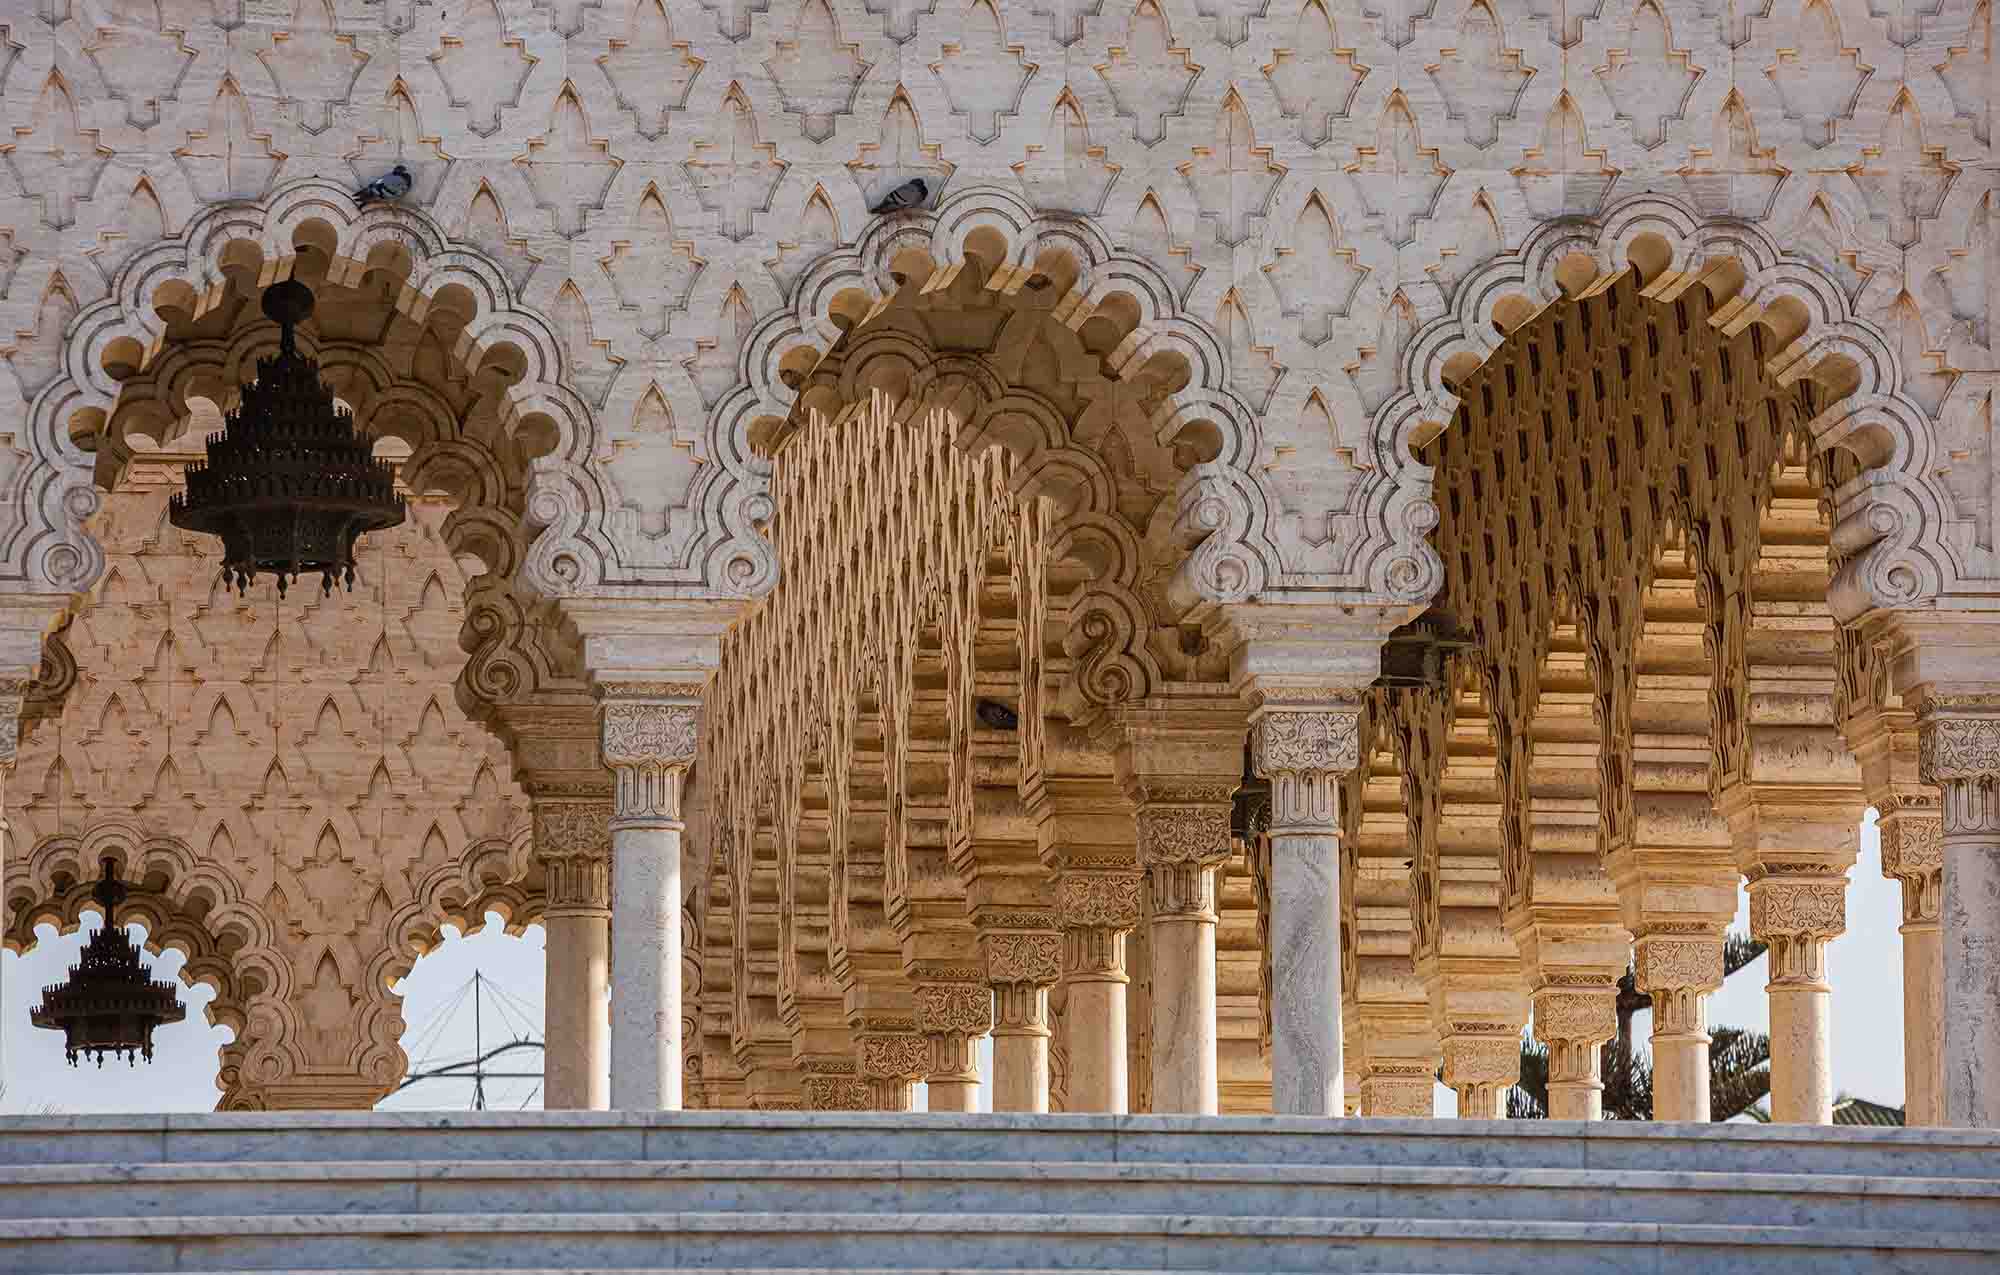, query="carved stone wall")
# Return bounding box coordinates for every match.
[0,448,533,1110]
[0,0,1987,613]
